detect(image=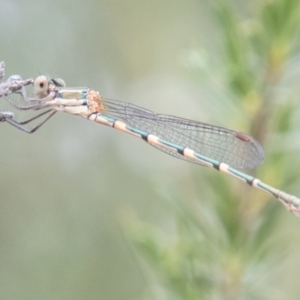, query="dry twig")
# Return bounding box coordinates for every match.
[0,61,33,122]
